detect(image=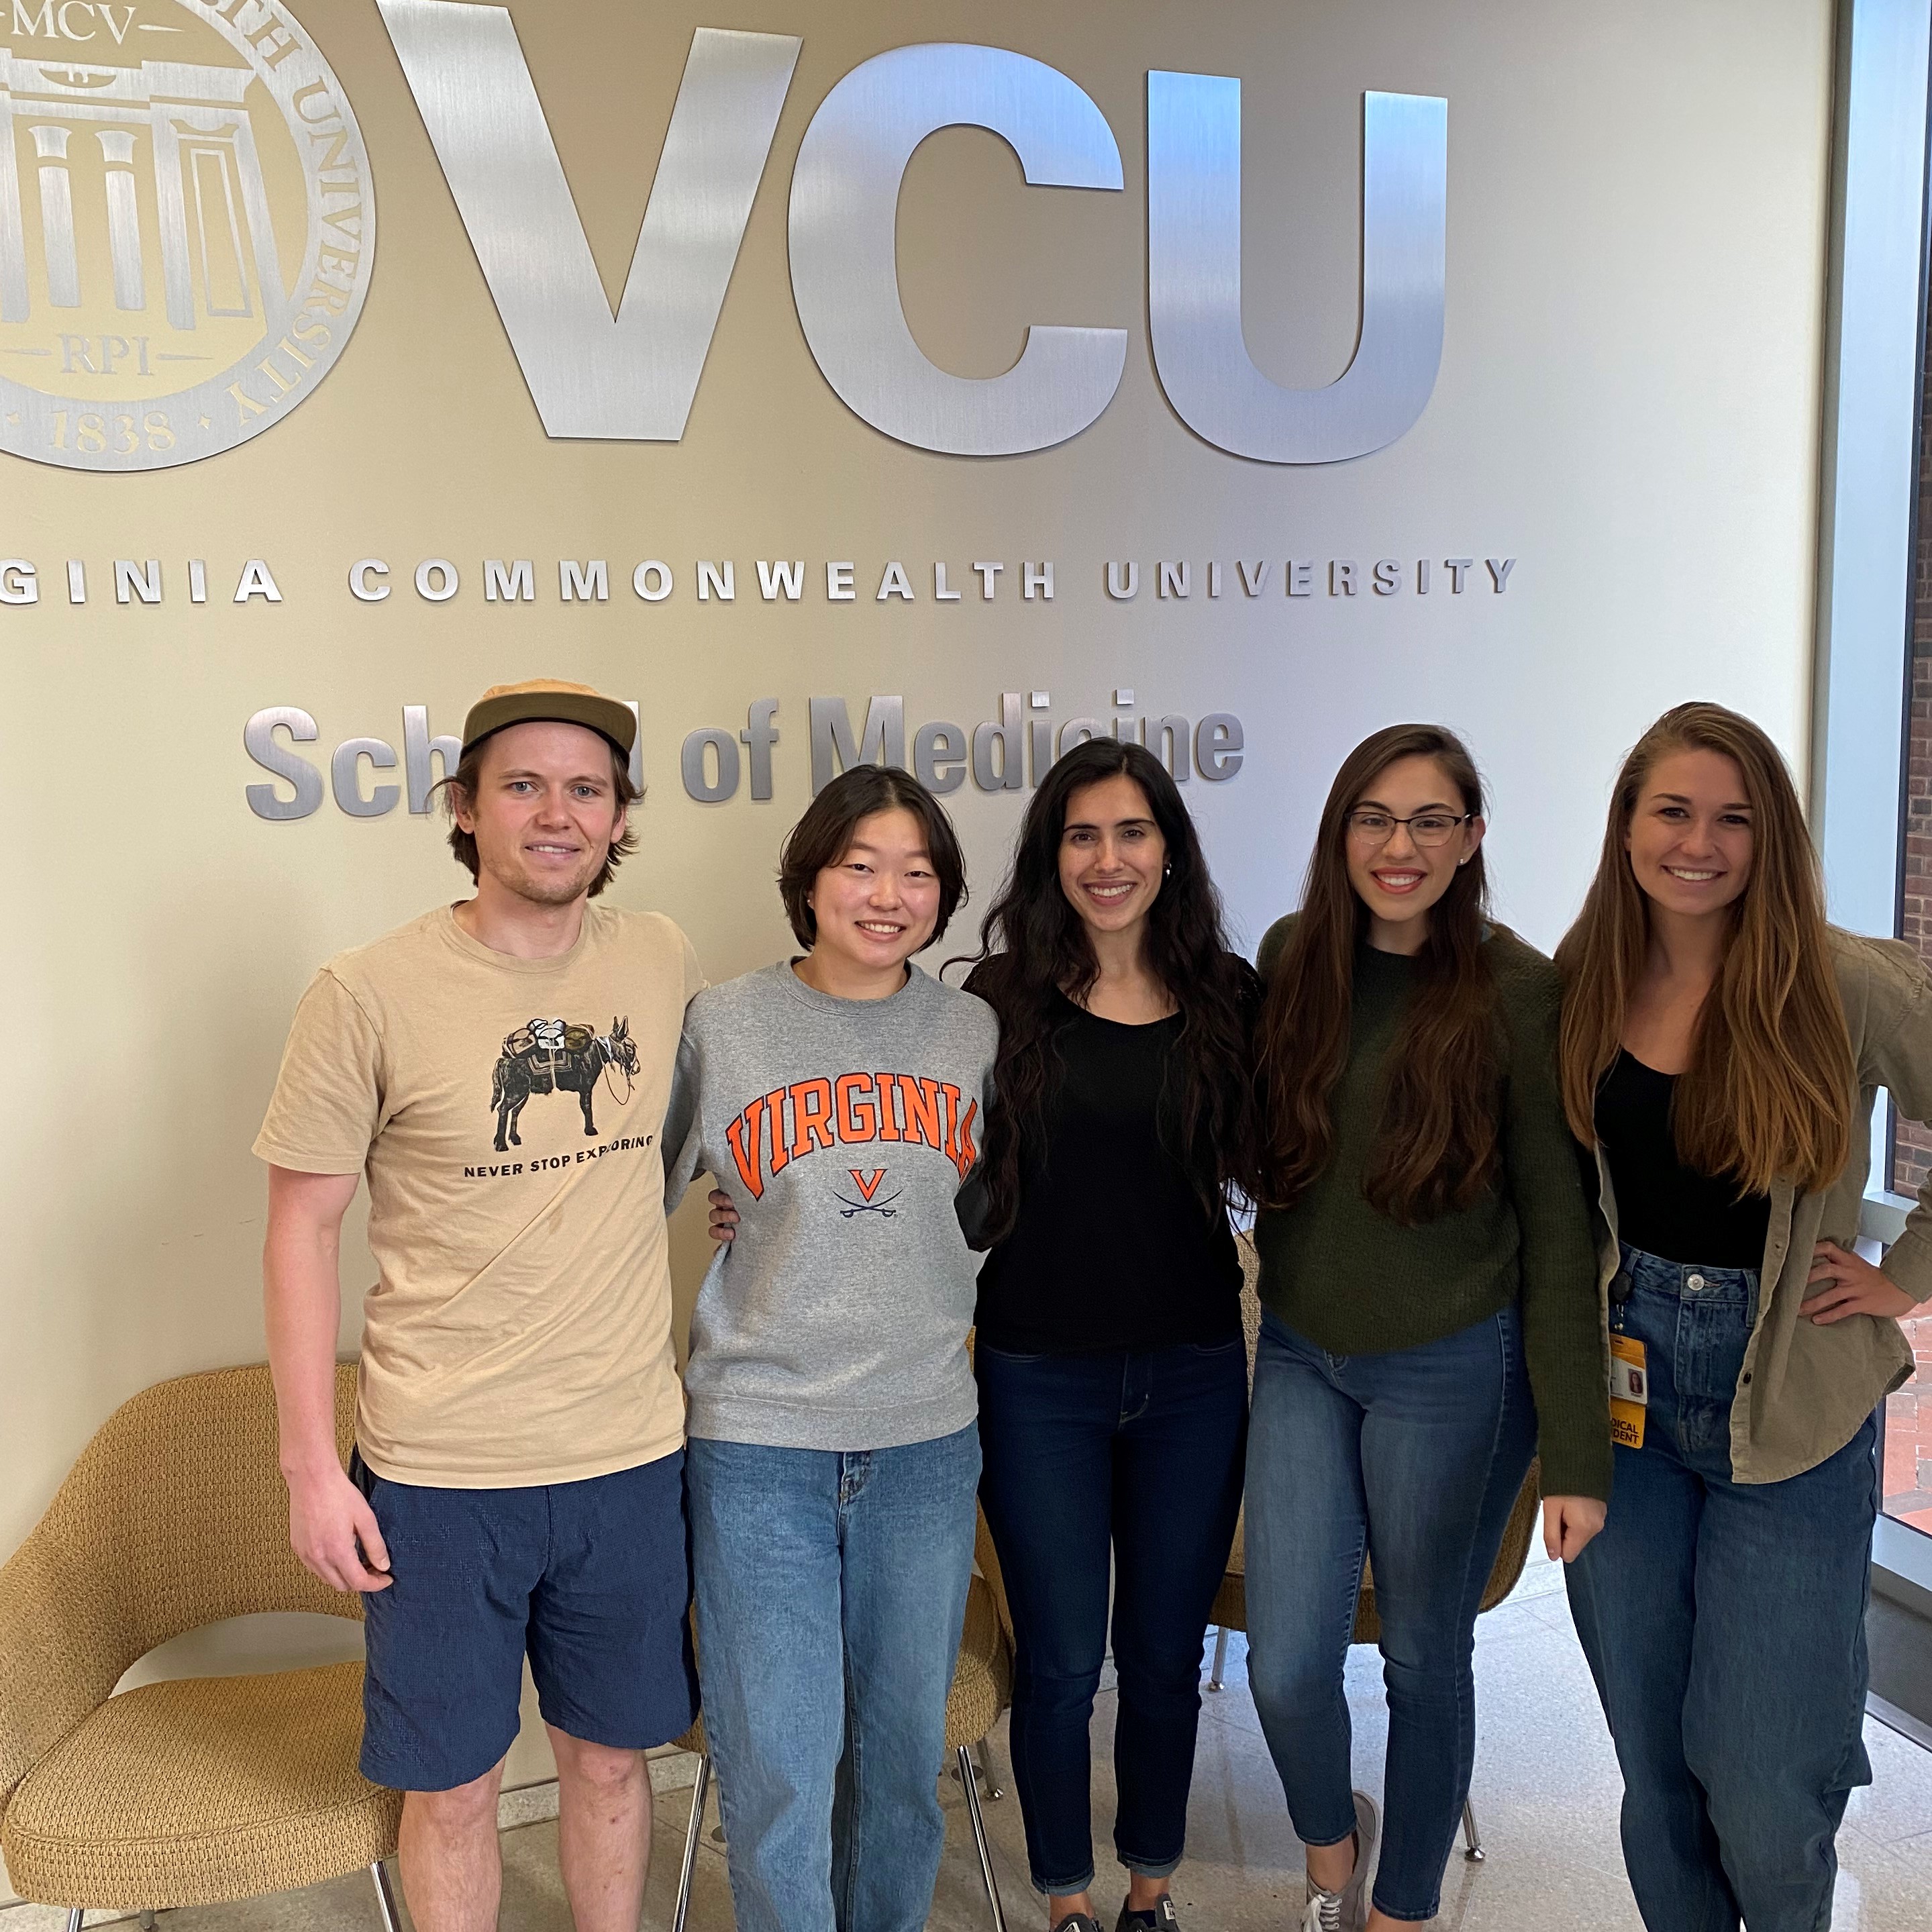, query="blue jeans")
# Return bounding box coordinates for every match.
[975,1339,1248,1894]
[1245,1302,1536,1923]
[685,1425,981,1932]
[1566,1245,1878,1932]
